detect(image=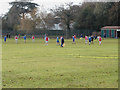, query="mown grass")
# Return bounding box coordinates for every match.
[2,38,118,88]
